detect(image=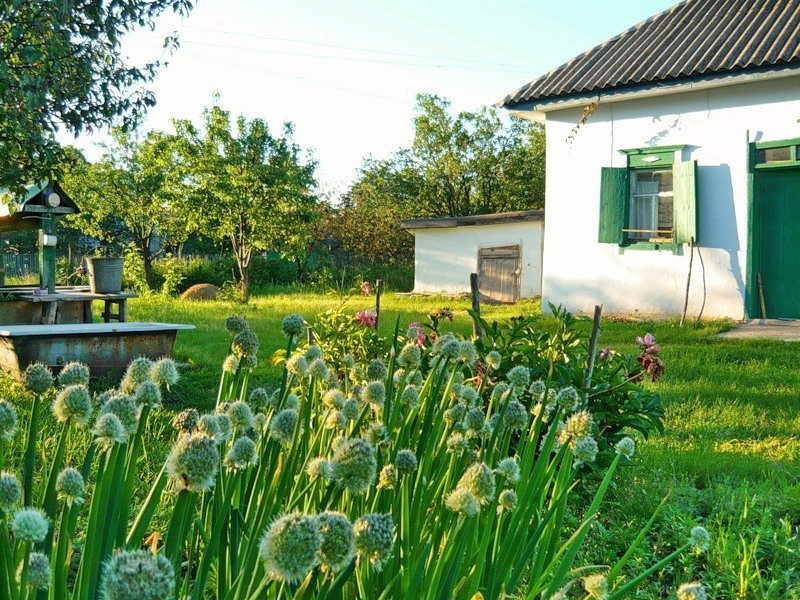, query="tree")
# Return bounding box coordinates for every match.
[0,0,194,195]
[60,130,189,289]
[175,105,317,302]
